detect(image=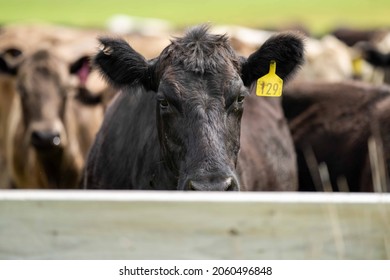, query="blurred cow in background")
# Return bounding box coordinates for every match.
[294,35,375,83]
[210,25,377,84]
[3,48,104,188]
[0,23,172,188]
[0,24,110,188]
[330,26,390,84]
[282,80,390,192]
[0,25,52,187]
[331,27,387,47]
[358,39,390,85]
